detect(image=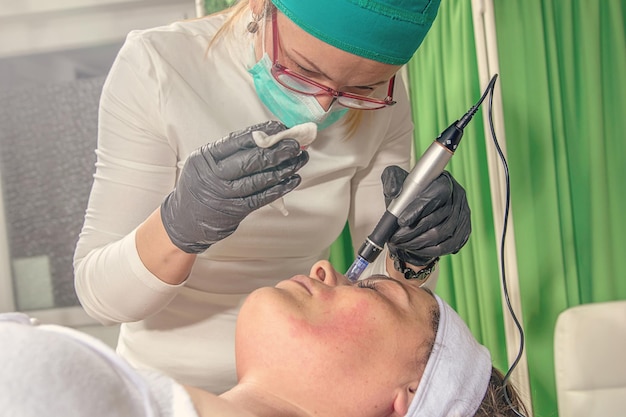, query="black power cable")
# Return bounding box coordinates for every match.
[484,75,527,417]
